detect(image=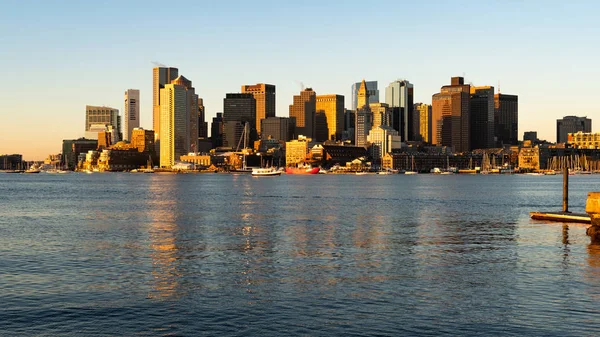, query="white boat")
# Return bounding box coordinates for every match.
[404,171,418,175]
[355,171,369,175]
[251,167,281,176]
